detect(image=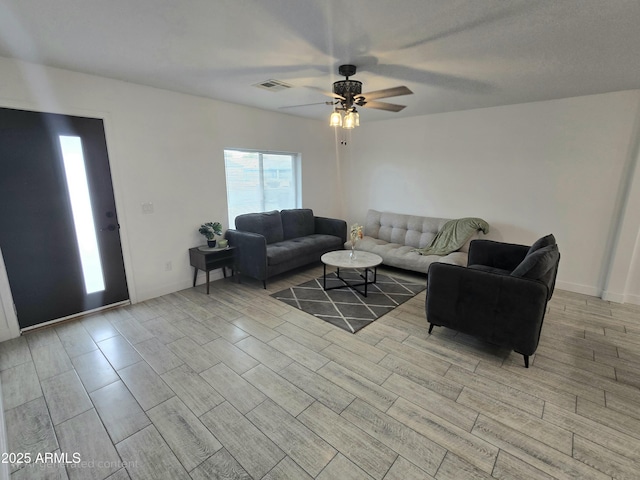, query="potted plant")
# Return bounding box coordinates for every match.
[199,221,222,247]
